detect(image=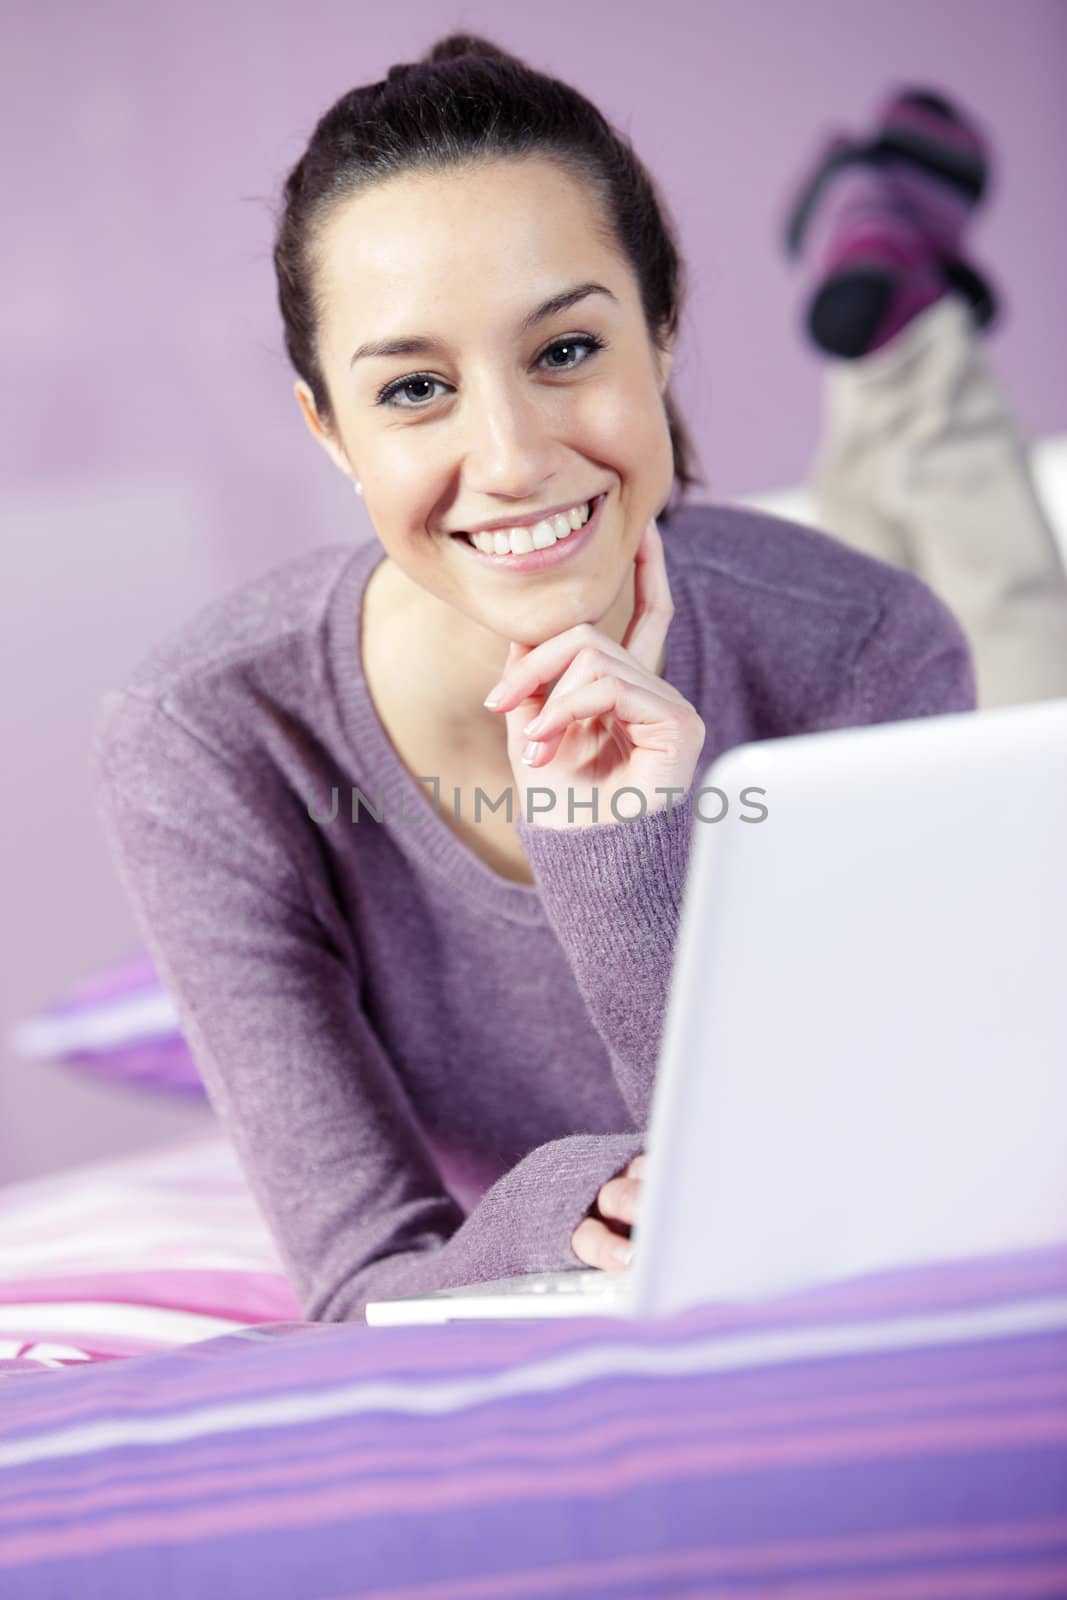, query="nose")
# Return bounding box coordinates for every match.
[457,380,565,496]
